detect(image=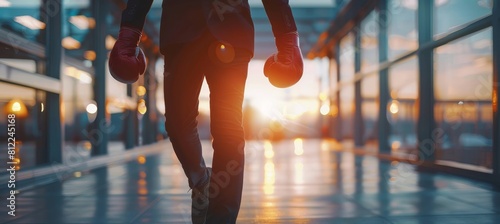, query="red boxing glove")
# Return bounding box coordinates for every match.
[264,32,303,88]
[109,27,146,84]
